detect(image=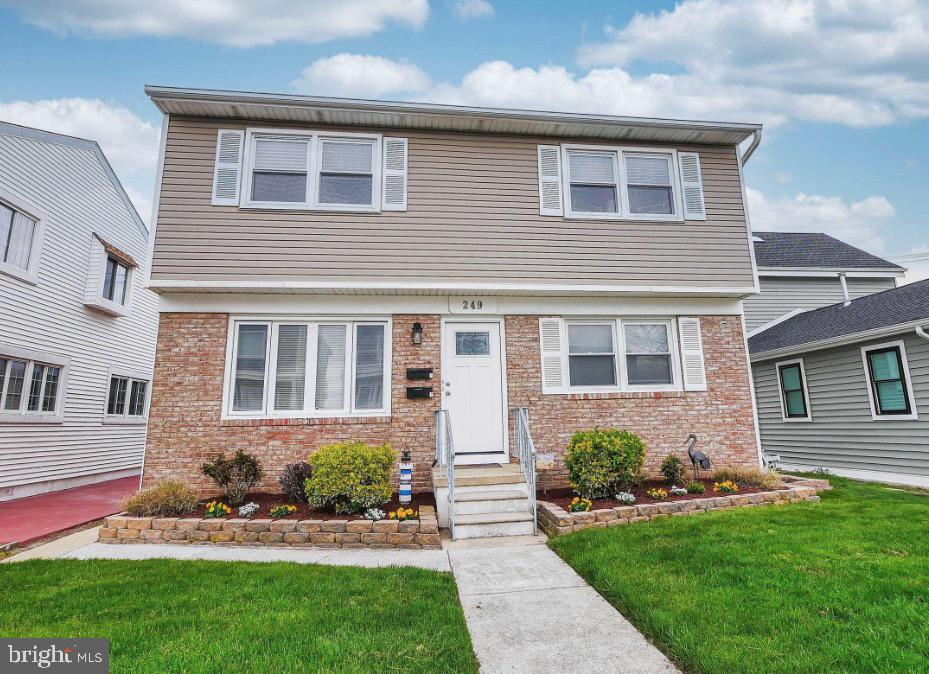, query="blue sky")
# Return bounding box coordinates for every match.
[1,0,927,277]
